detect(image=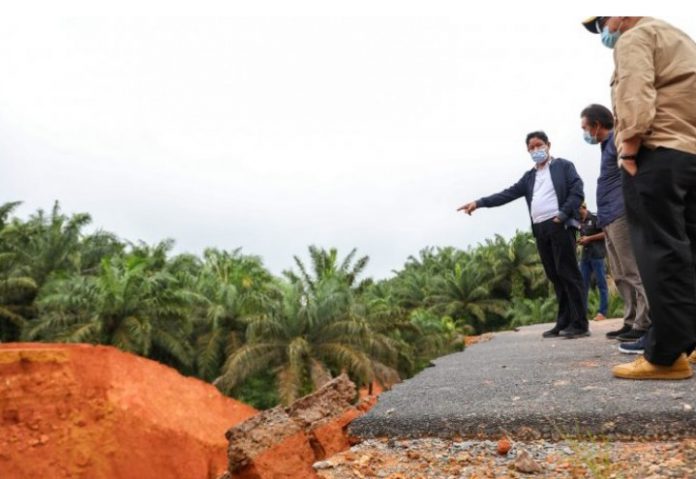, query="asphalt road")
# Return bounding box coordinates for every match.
[349,319,696,440]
